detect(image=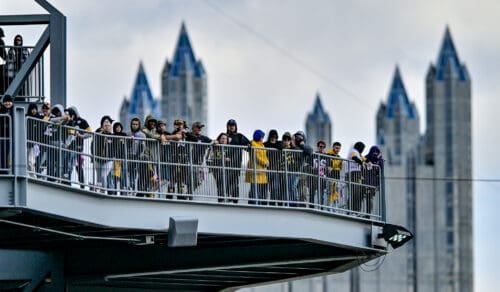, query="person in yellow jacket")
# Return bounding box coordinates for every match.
[326,141,343,205]
[246,129,269,205]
